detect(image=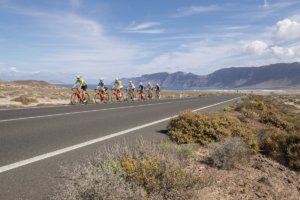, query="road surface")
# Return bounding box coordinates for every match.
[0,94,241,199]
